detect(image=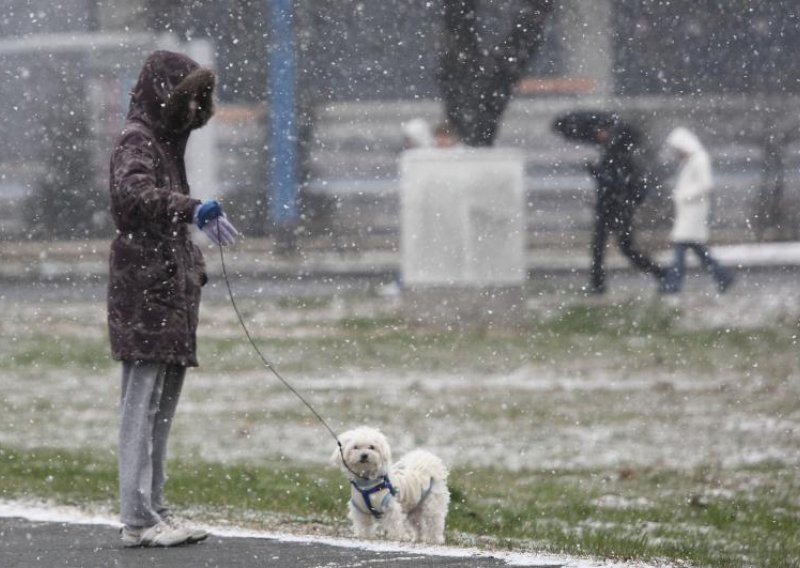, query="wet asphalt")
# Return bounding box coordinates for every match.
[0,517,566,568]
